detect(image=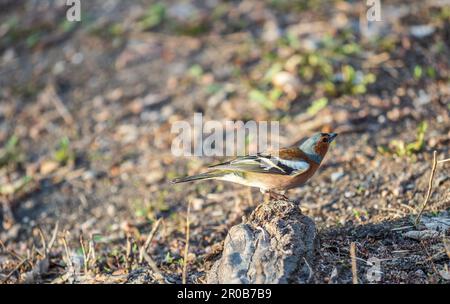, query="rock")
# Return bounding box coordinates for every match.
[271,71,301,98]
[206,200,317,284]
[262,19,281,43]
[167,2,199,22]
[403,230,442,241]
[410,25,435,38]
[330,171,344,182]
[40,160,60,175]
[344,191,354,198]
